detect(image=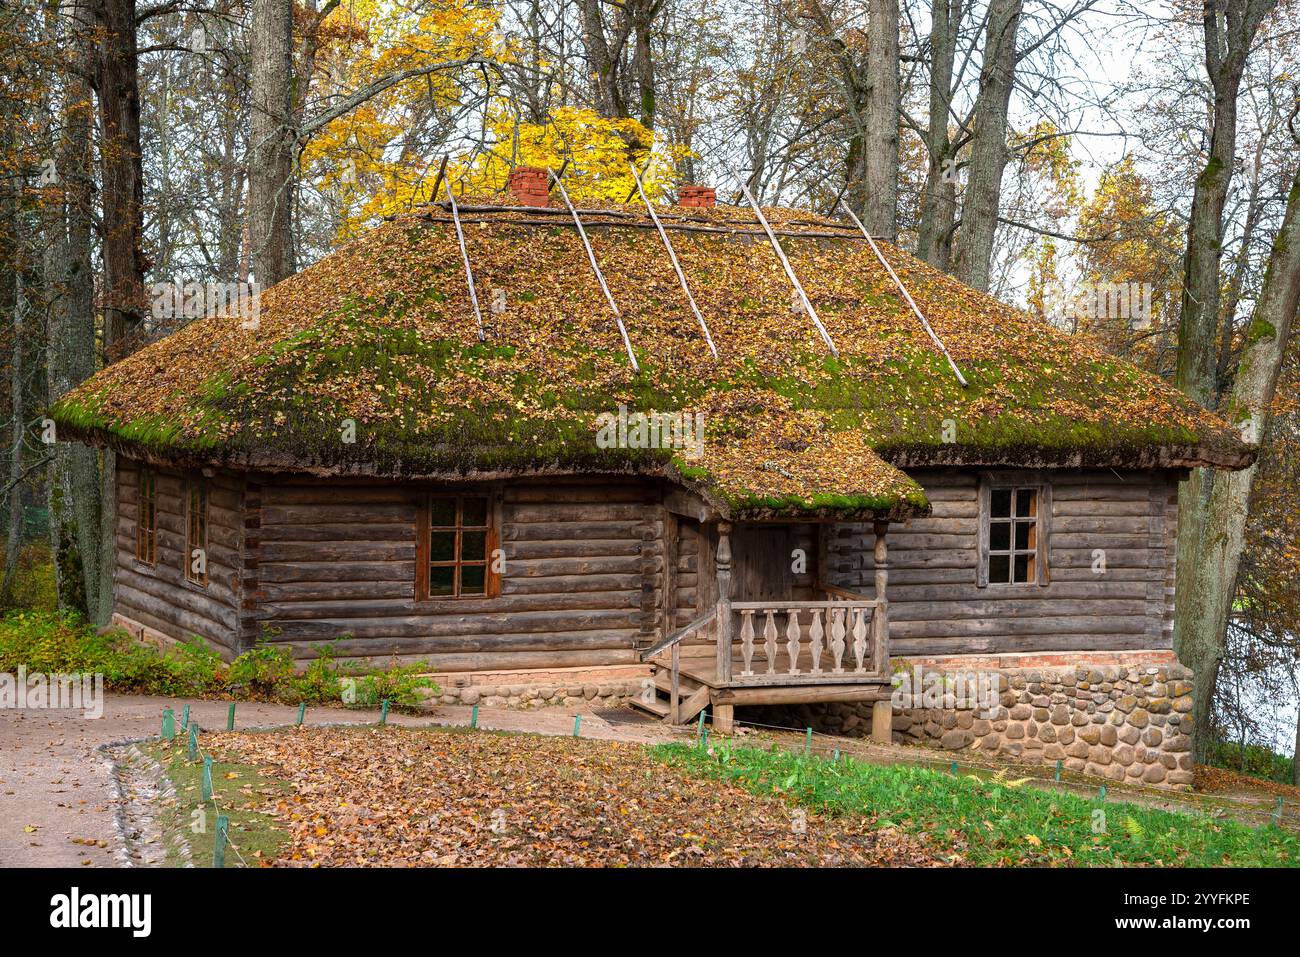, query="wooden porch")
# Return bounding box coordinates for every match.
[635,519,895,740]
